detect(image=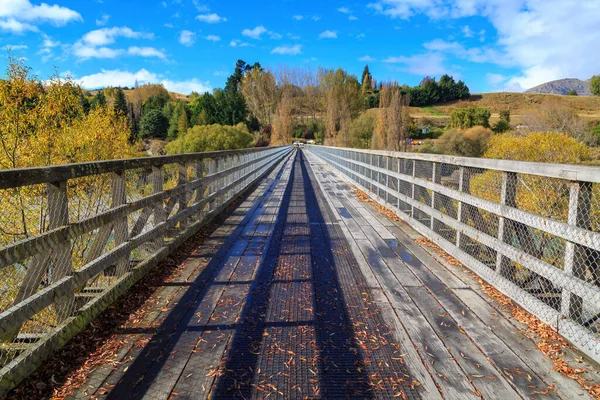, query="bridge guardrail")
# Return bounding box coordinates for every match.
[0,145,292,393]
[308,145,600,364]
